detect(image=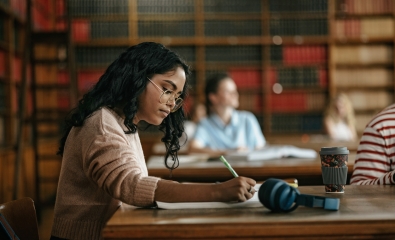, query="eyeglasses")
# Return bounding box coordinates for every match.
[147,78,183,112]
